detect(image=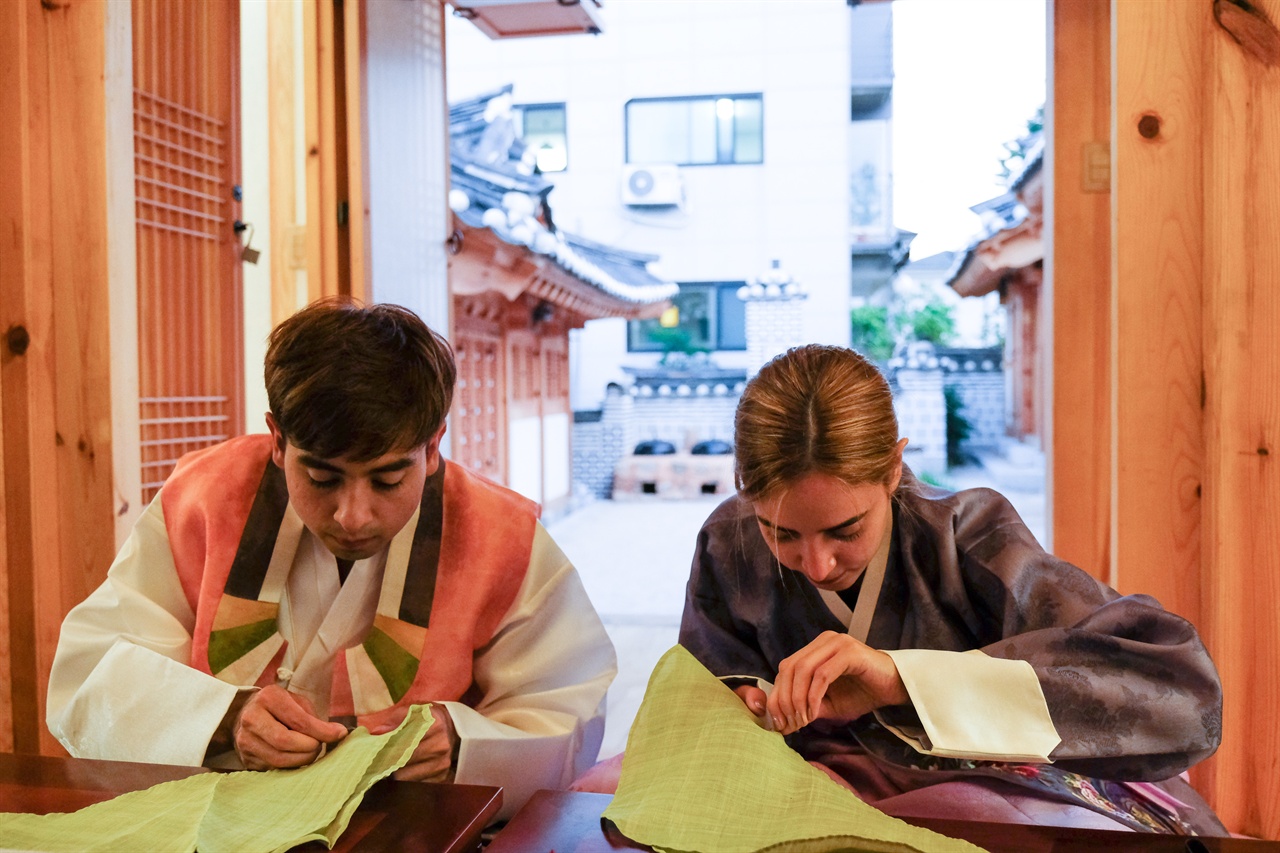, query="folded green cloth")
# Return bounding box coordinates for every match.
[0,705,434,853]
[603,646,986,853]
